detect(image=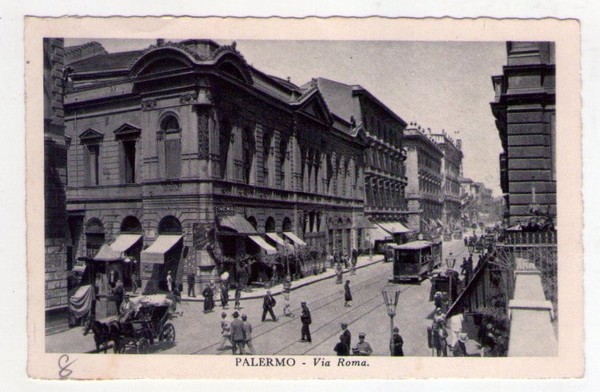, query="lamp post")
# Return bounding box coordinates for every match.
[381,284,401,355]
